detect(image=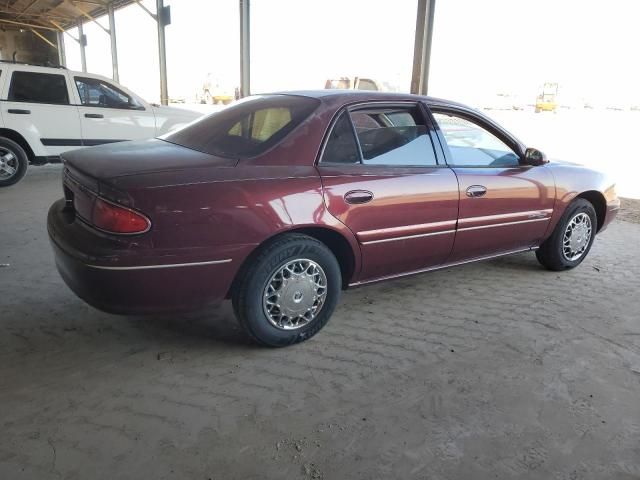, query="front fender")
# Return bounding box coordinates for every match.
[543,162,619,238]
